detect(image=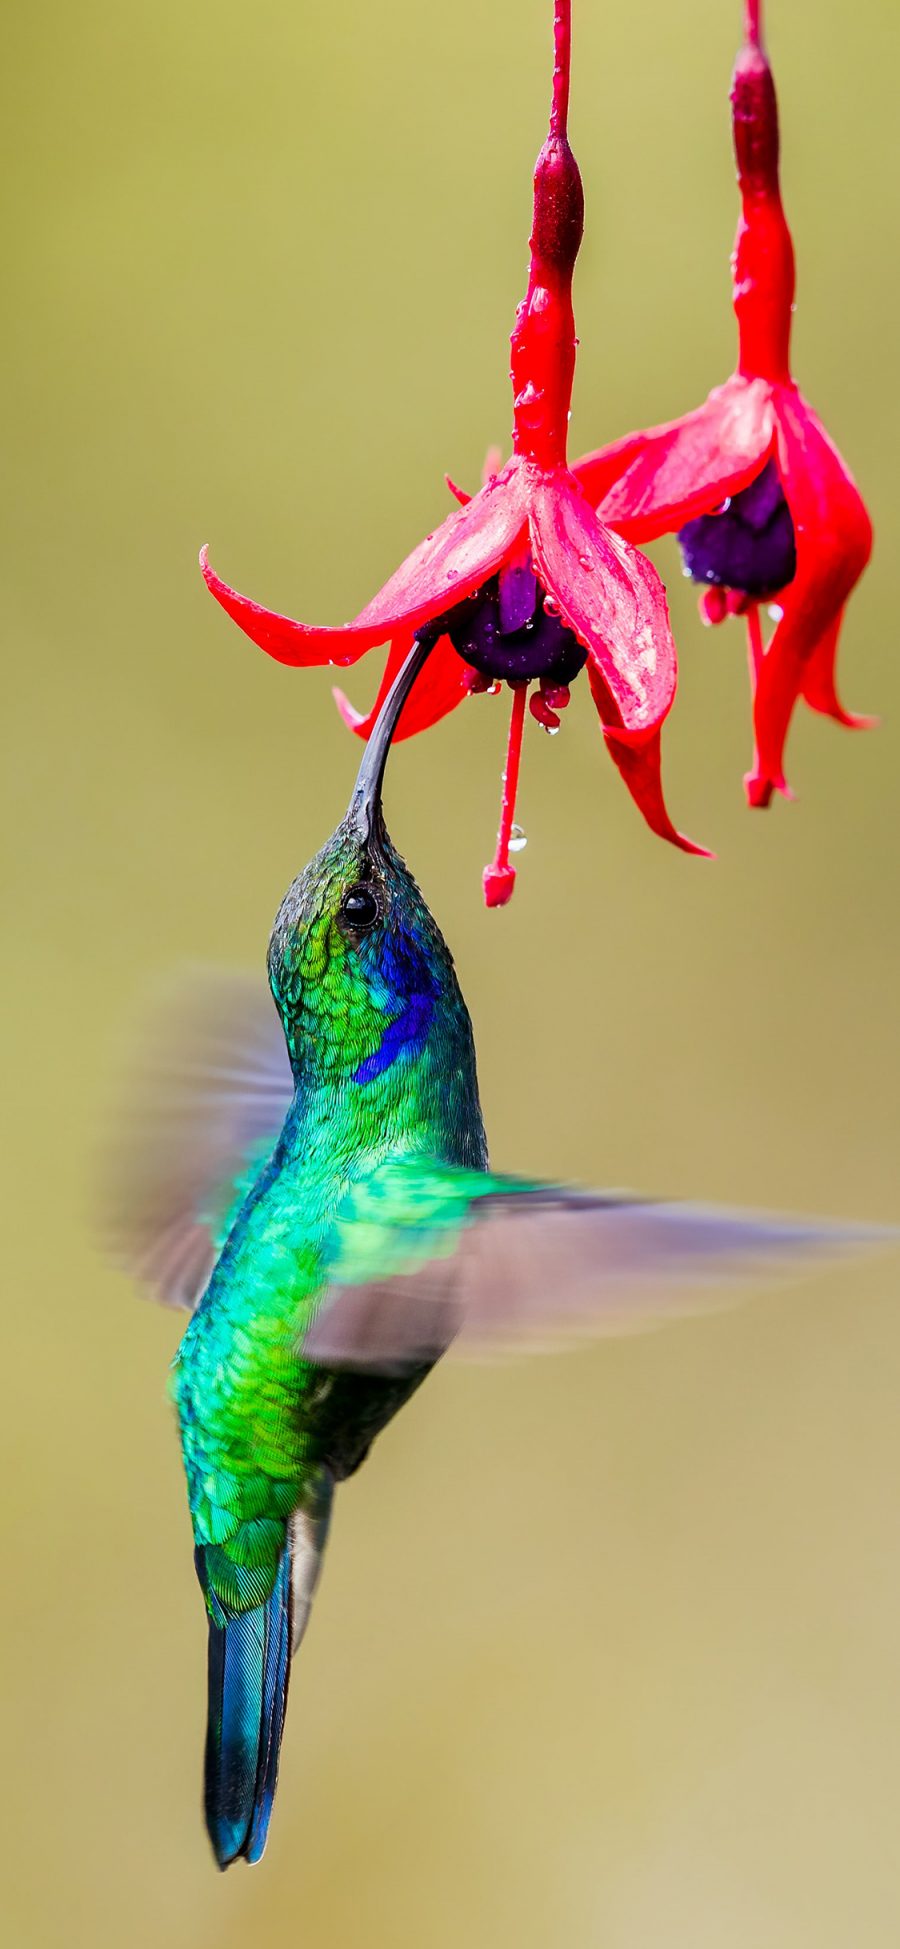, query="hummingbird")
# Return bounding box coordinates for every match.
[104,636,882,1870]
